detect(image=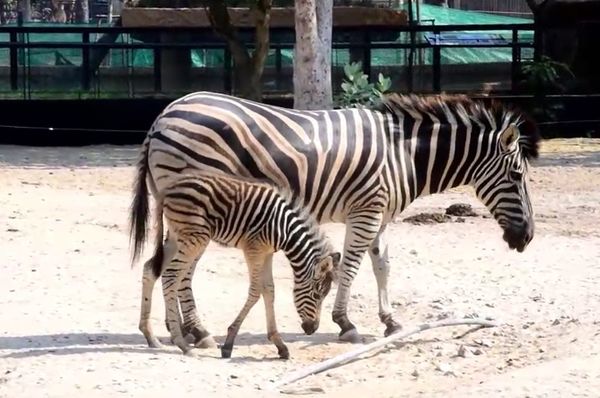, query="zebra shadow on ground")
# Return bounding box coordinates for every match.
[0,330,368,360]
